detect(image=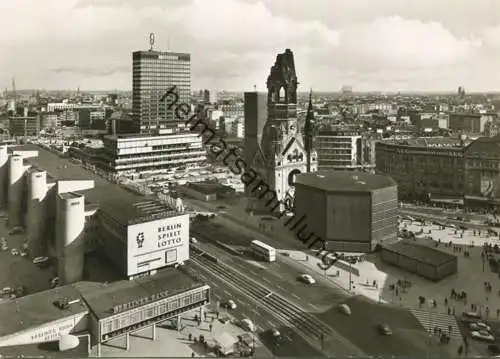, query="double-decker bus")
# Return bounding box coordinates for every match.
[250,240,276,262]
